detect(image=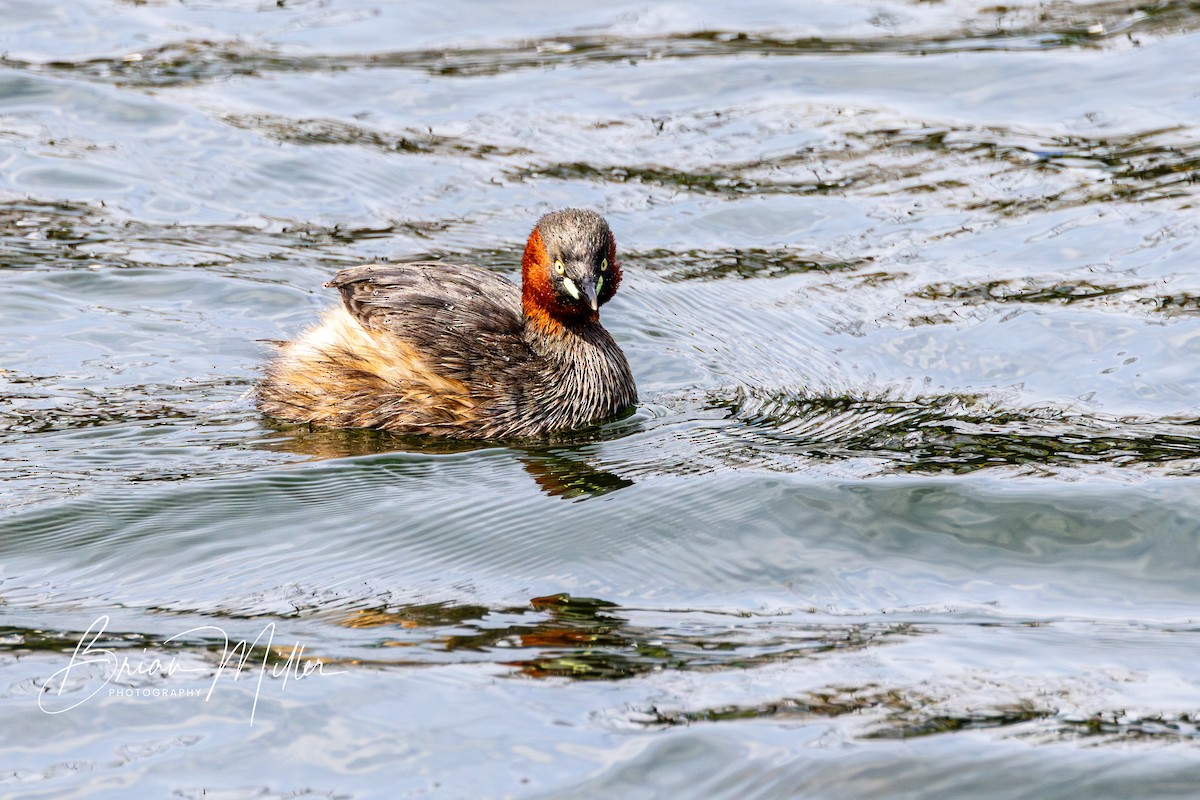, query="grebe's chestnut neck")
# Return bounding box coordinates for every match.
[522,208,620,330]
